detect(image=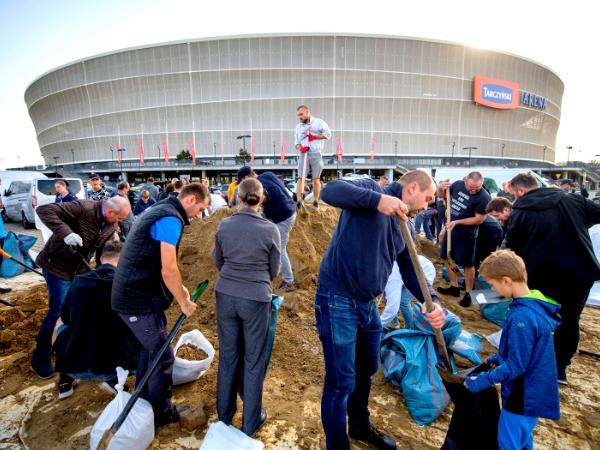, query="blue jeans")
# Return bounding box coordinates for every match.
[415,212,434,240]
[399,287,416,329]
[33,270,72,362]
[314,287,382,450]
[497,409,538,450]
[275,213,296,284]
